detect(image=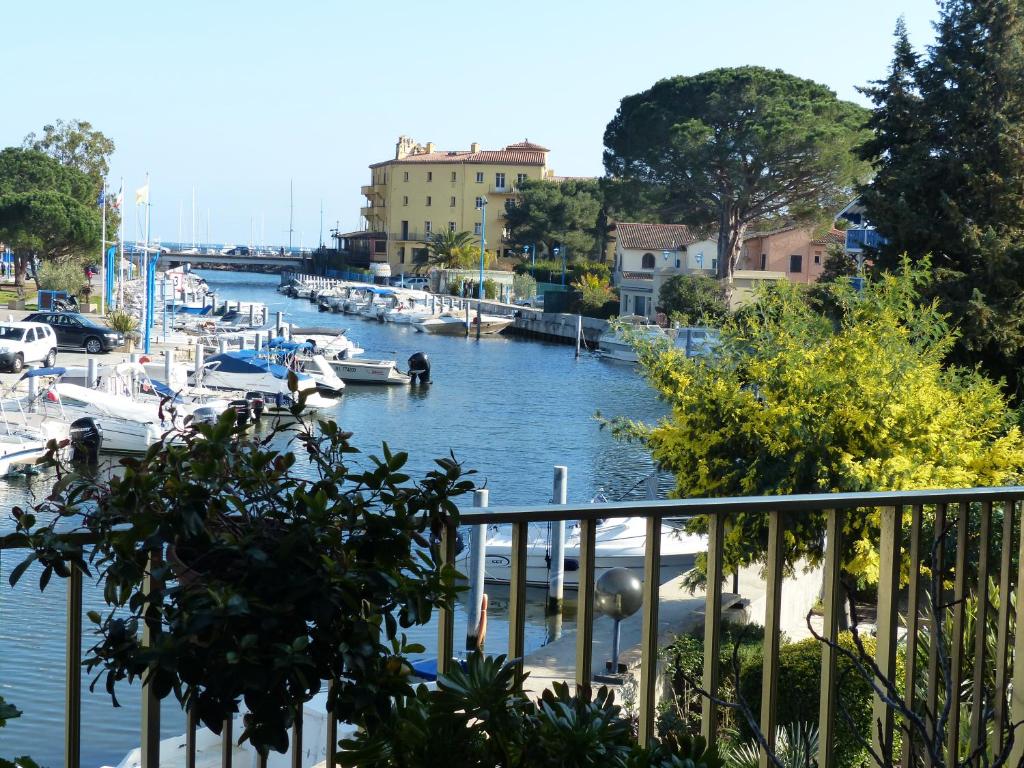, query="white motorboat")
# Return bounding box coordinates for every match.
[326,354,411,385]
[383,296,435,324]
[597,316,671,363]
[414,312,512,335]
[44,383,173,454]
[457,516,706,588]
[195,351,337,411]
